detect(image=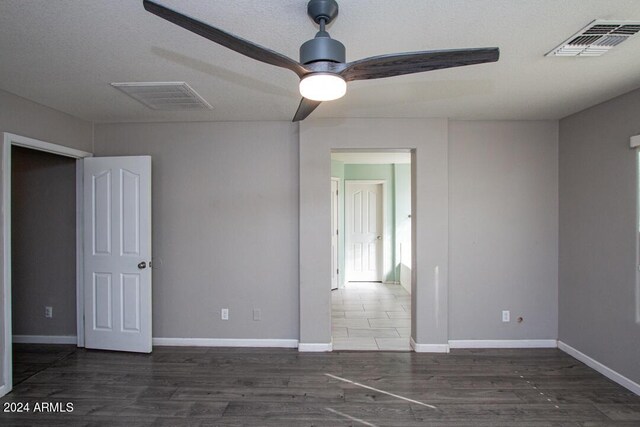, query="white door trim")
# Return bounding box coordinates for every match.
[331,177,340,290]
[344,179,387,282]
[1,132,92,397]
